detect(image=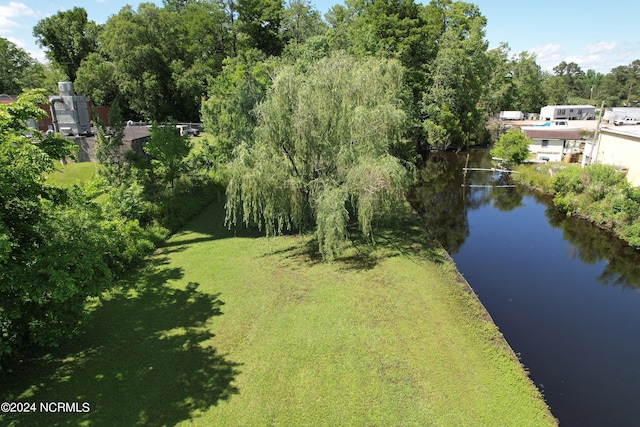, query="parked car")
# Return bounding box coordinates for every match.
[613,117,640,126]
[176,124,200,136]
